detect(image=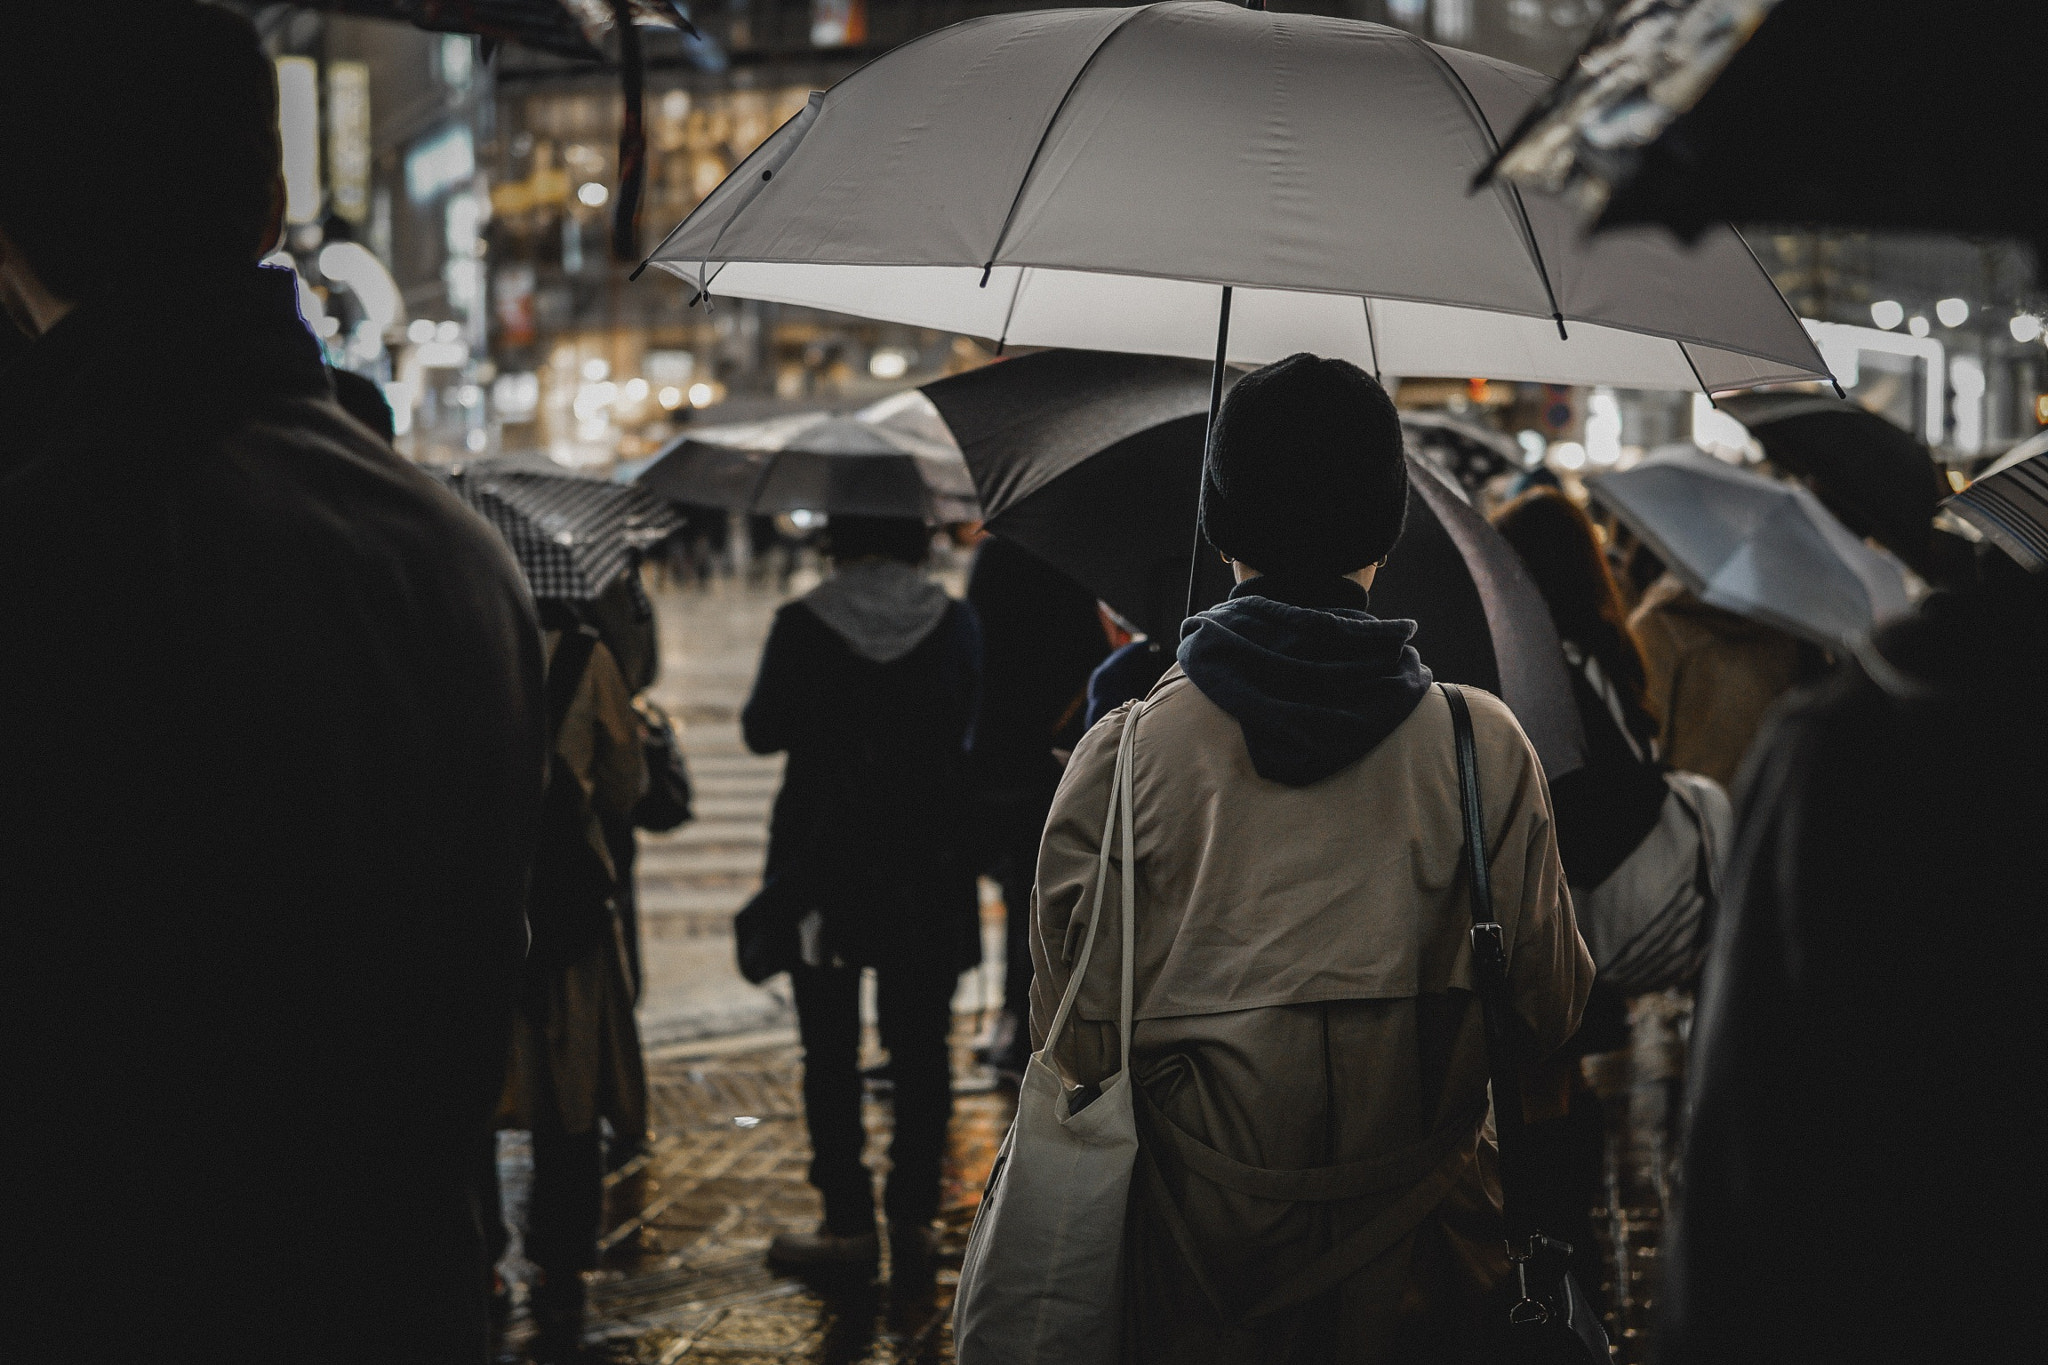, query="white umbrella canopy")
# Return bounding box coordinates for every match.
[1588,446,1914,651]
[645,1,1827,392]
